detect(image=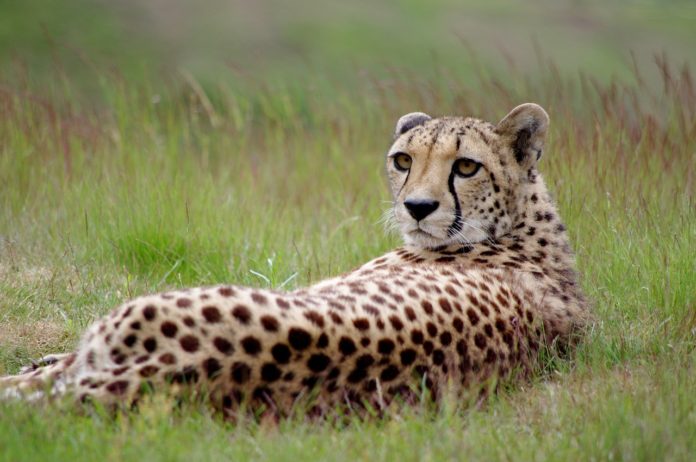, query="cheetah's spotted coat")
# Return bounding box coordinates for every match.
[0,103,588,417]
